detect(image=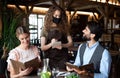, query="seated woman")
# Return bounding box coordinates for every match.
[7,26,41,78]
